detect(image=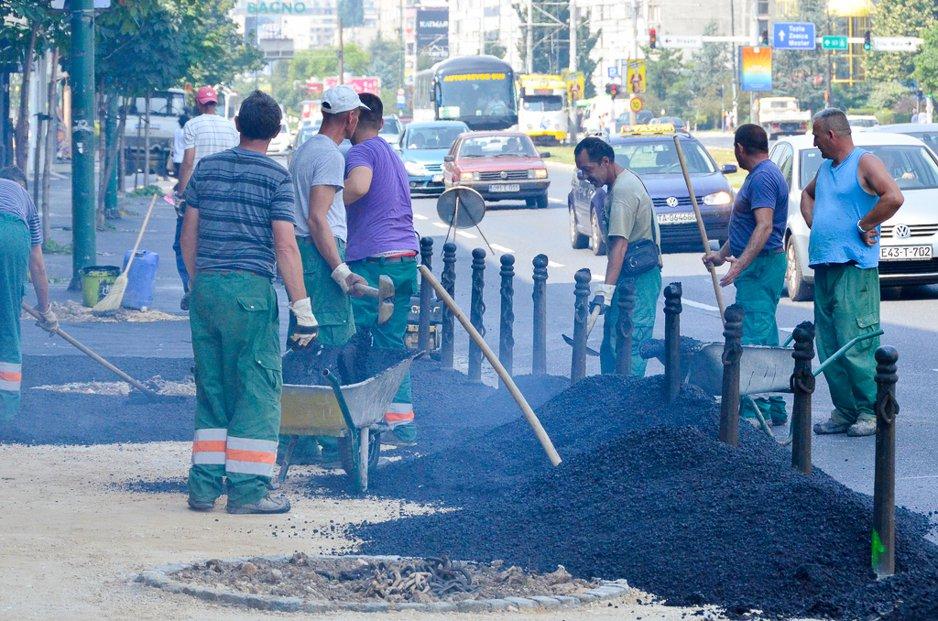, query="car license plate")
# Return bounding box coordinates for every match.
[432,174,443,183]
[880,245,933,261]
[489,184,520,193]
[657,212,696,225]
